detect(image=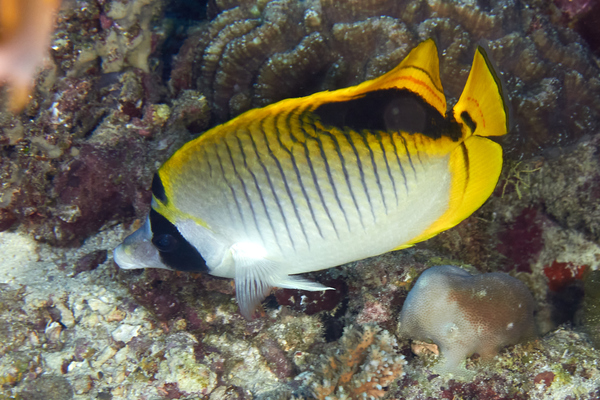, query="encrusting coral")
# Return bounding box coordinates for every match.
[311,325,406,400]
[172,0,600,158]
